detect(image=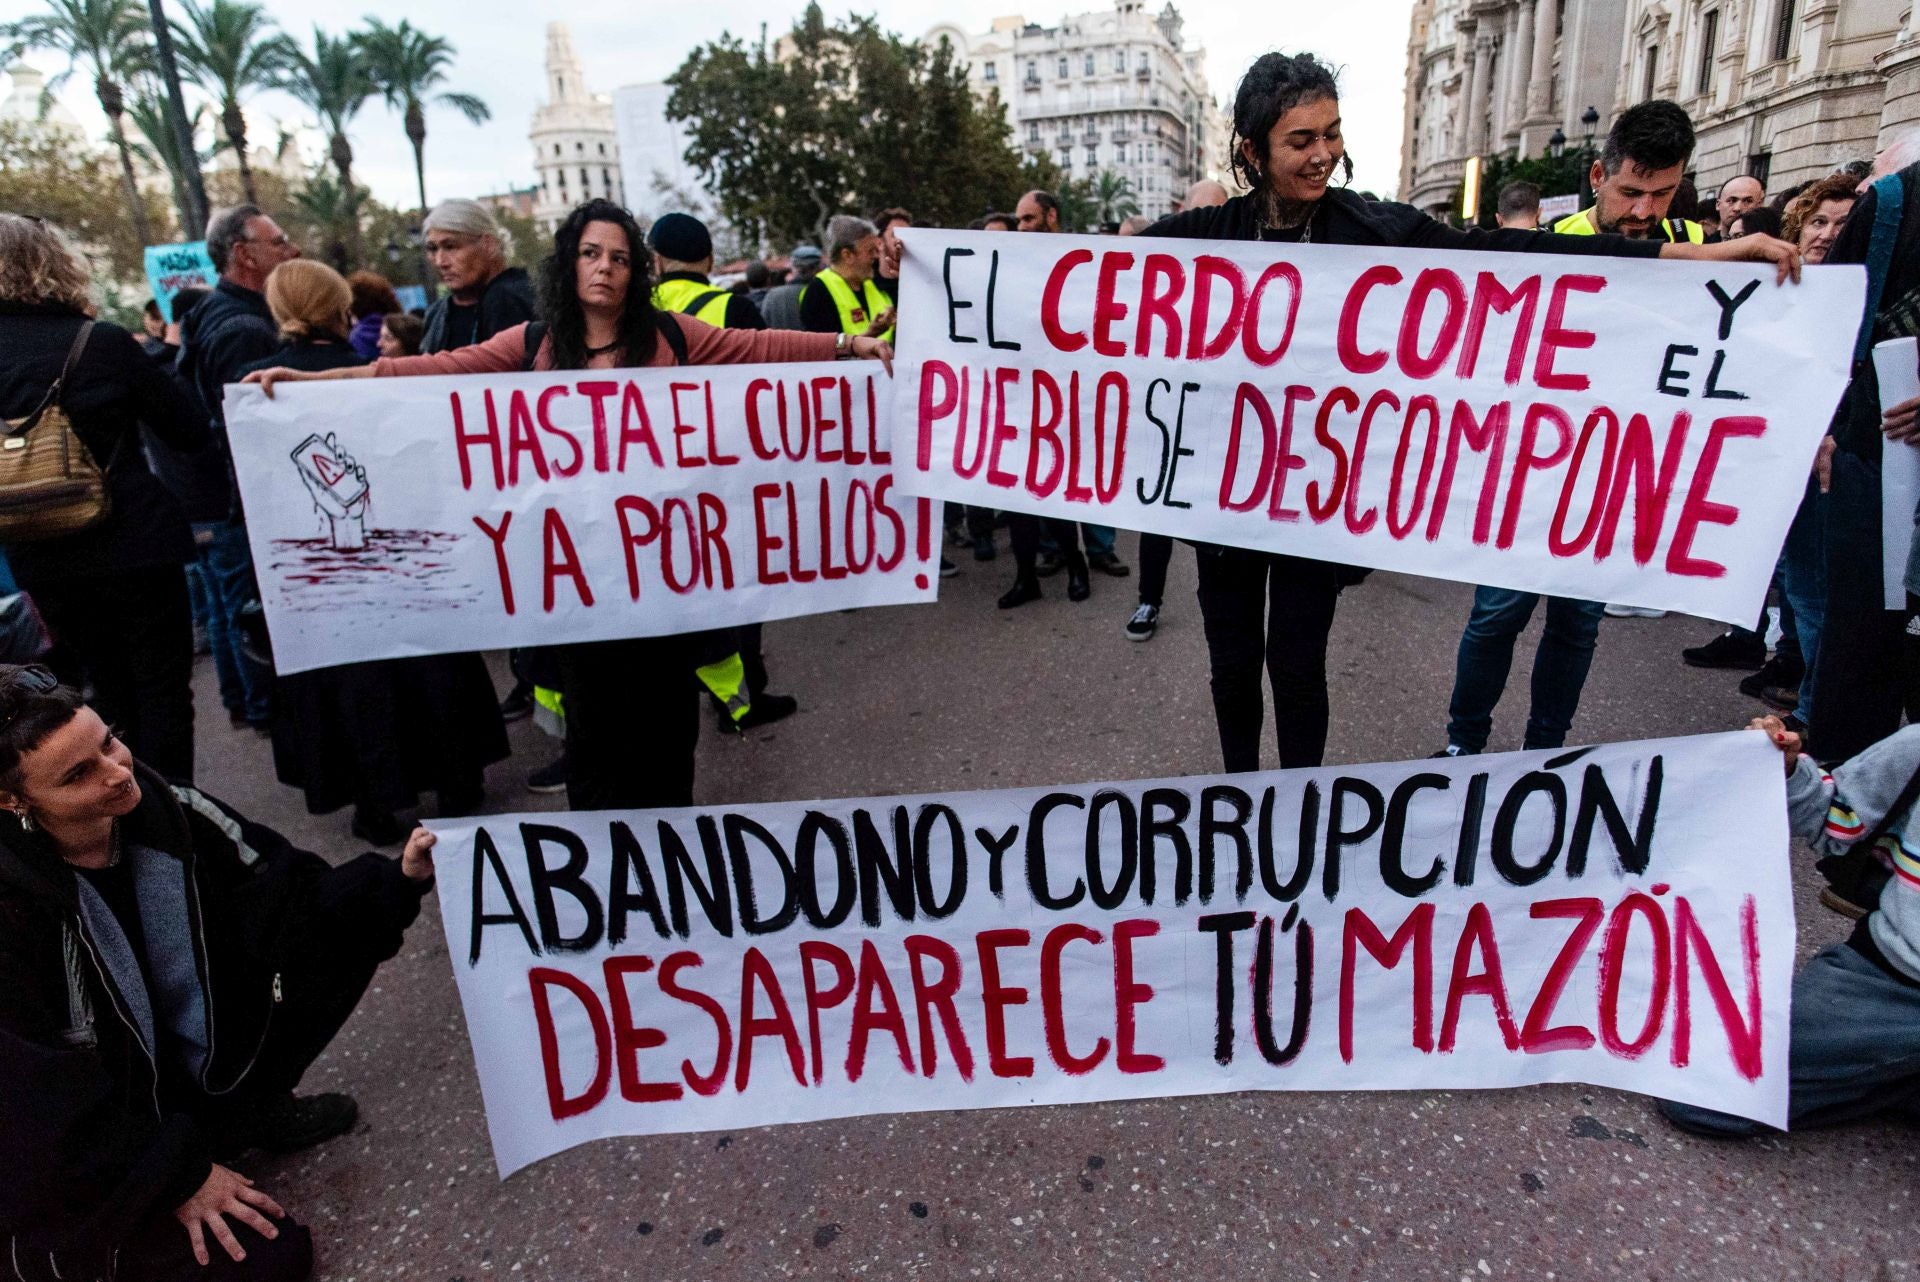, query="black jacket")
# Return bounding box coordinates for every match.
[175,280,279,434]
[235,335,370,381]
[0,761,428,1275]
[421,266,538,354]
[1142,188,1668,259]
[0,302,206,583]
[1826,160,1920,463]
